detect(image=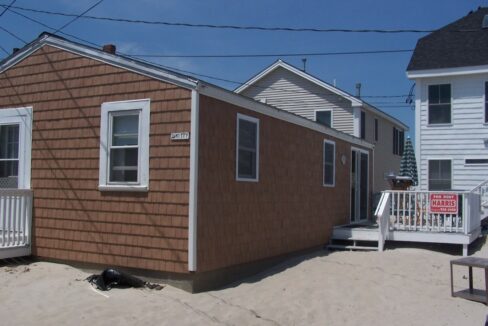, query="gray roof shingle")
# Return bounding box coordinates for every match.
[407,7,488,71]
